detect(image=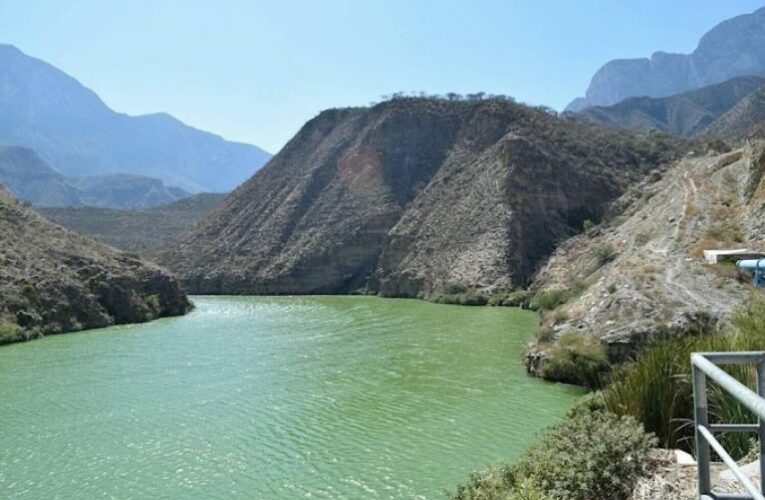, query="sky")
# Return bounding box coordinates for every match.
[1,1,763,153]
